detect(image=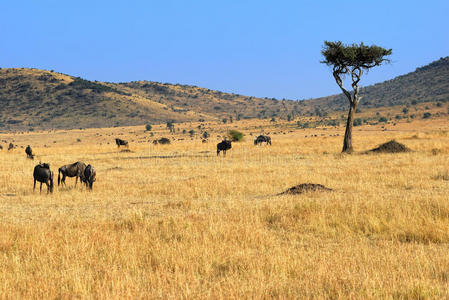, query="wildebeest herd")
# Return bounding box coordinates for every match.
[33,161,96,193]
[4,134,271,194]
